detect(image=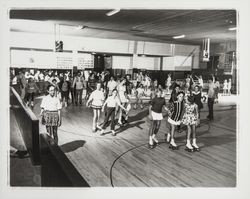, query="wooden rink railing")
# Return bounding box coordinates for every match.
[10,86,40,165]
[10,86,89,187]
